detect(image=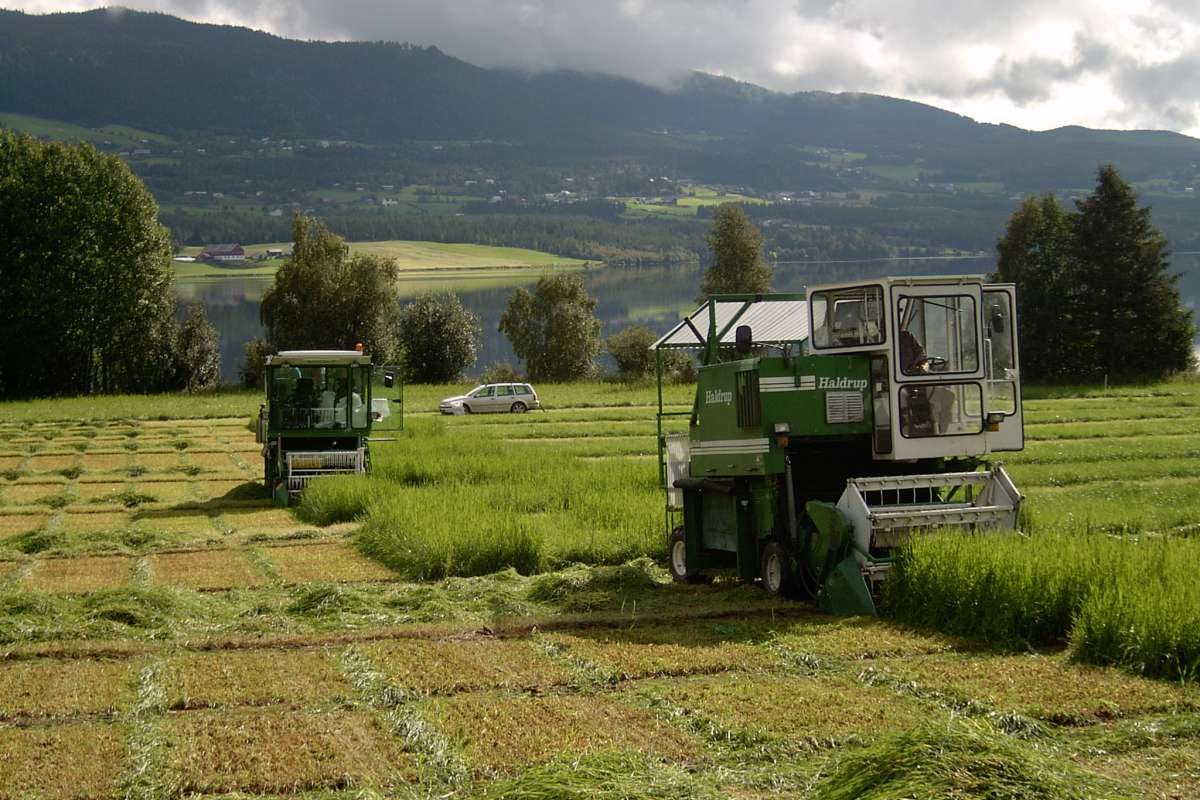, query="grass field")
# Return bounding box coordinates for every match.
[0,112,173,148]
[0,382,1198,797]
[175,240,592,282]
